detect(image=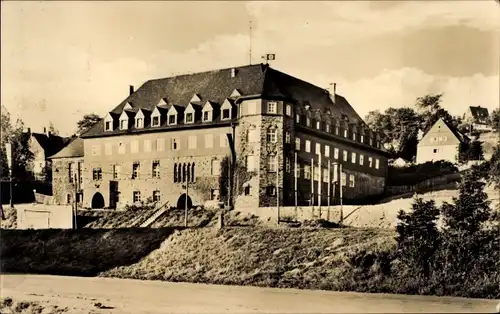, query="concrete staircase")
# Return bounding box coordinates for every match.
[139,204,169,227]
